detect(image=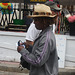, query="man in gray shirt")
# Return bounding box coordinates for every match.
[17,4,58,75]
